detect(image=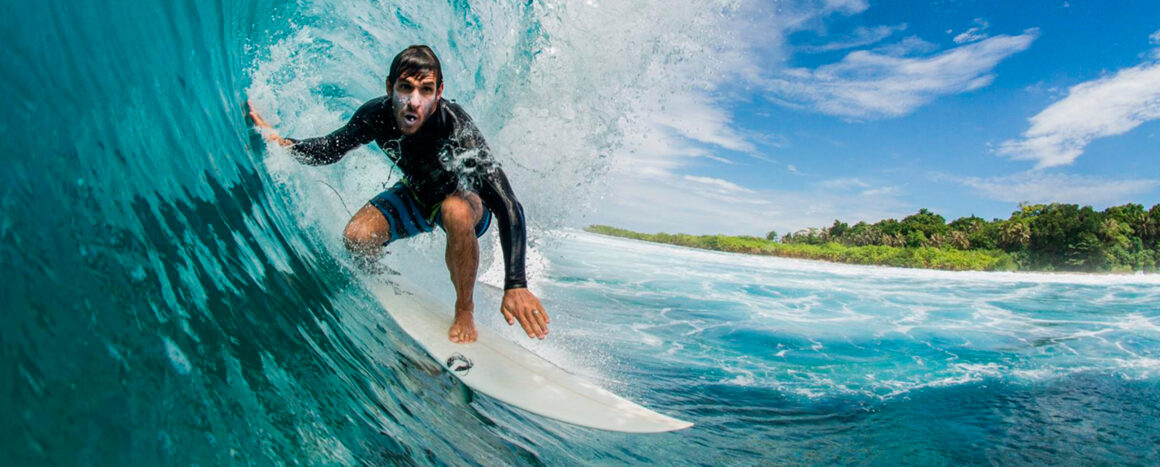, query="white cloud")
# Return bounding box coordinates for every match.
[702,154,735,164]
[606,89,756,183]
[872,36,939,57]
[587,171,772,235]
[817,177,899,197]
[952,29,987,44]
[952,18,990,44]
[588,169,910,236]
[822,0,868,15]
[683,175,756,194]
[957,172,1160,205]
[651,93,756,154]
[1150,29,1160,45]
[819,177,870,190]
[730,0,874,66]
[998,59,1160,168]
[861,186,900,197]
[797,24,908,53]
[768,29,1038,118]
